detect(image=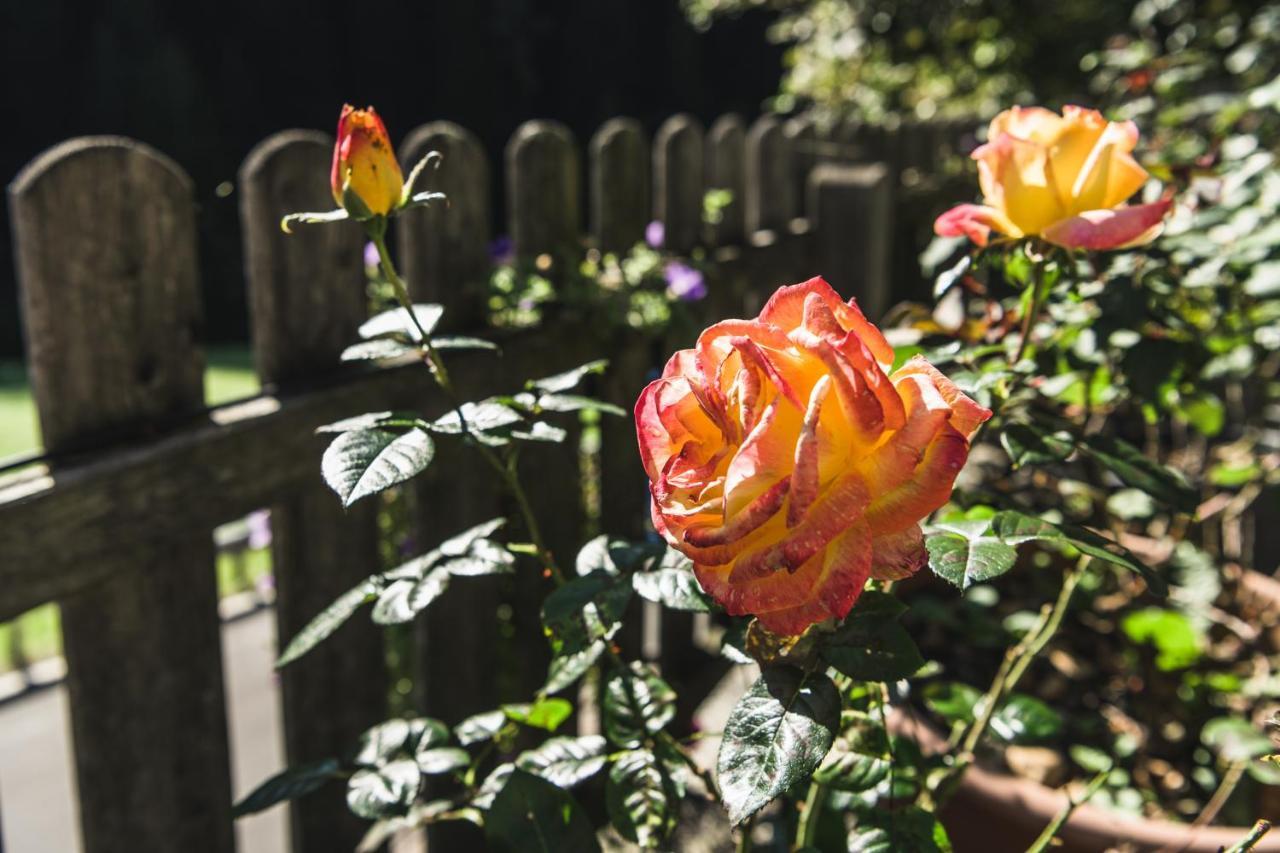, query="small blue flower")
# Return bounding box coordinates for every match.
[645,220,665,249]
[363,241,380,270]
[490,235,515,265]
[664,261,707,302]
